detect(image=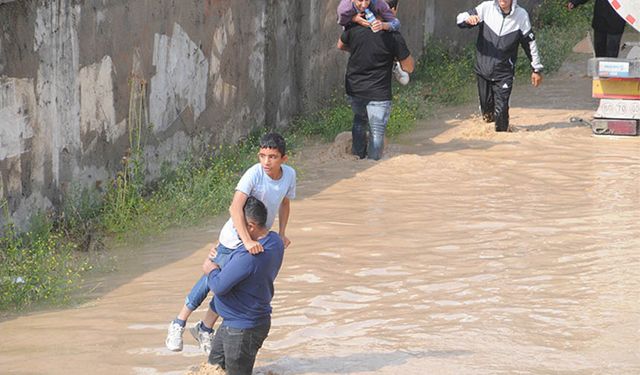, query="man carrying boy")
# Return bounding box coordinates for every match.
[202,196,285,375]
[457,0,543,132]
[337,0,414,160]
[165,132,296,354]
[338,0,409,85]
